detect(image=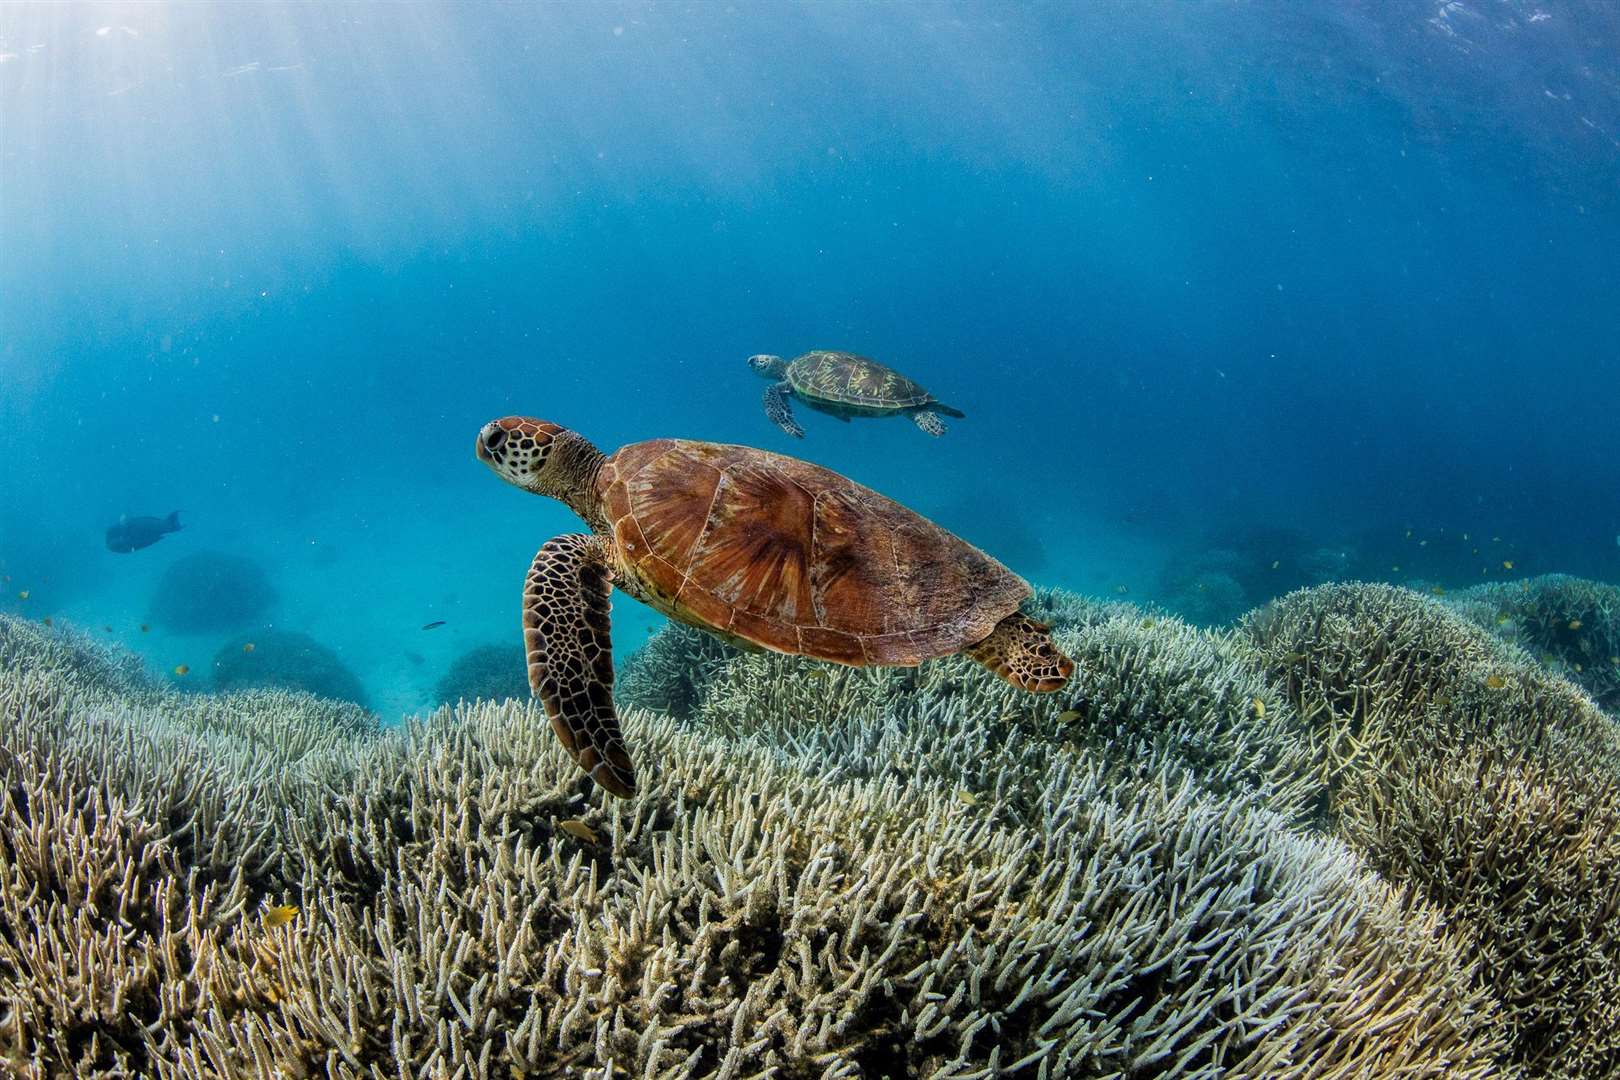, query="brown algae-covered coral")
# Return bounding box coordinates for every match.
[0,608,1509,1078]
[1242,582,1620,1078]
[1445,573,1620,715]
